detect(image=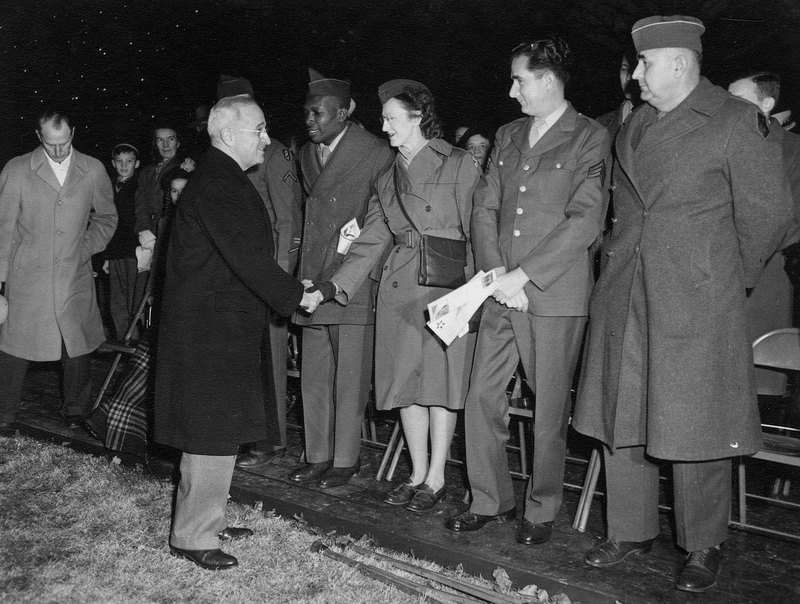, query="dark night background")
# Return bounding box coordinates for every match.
[1,0,799,169]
